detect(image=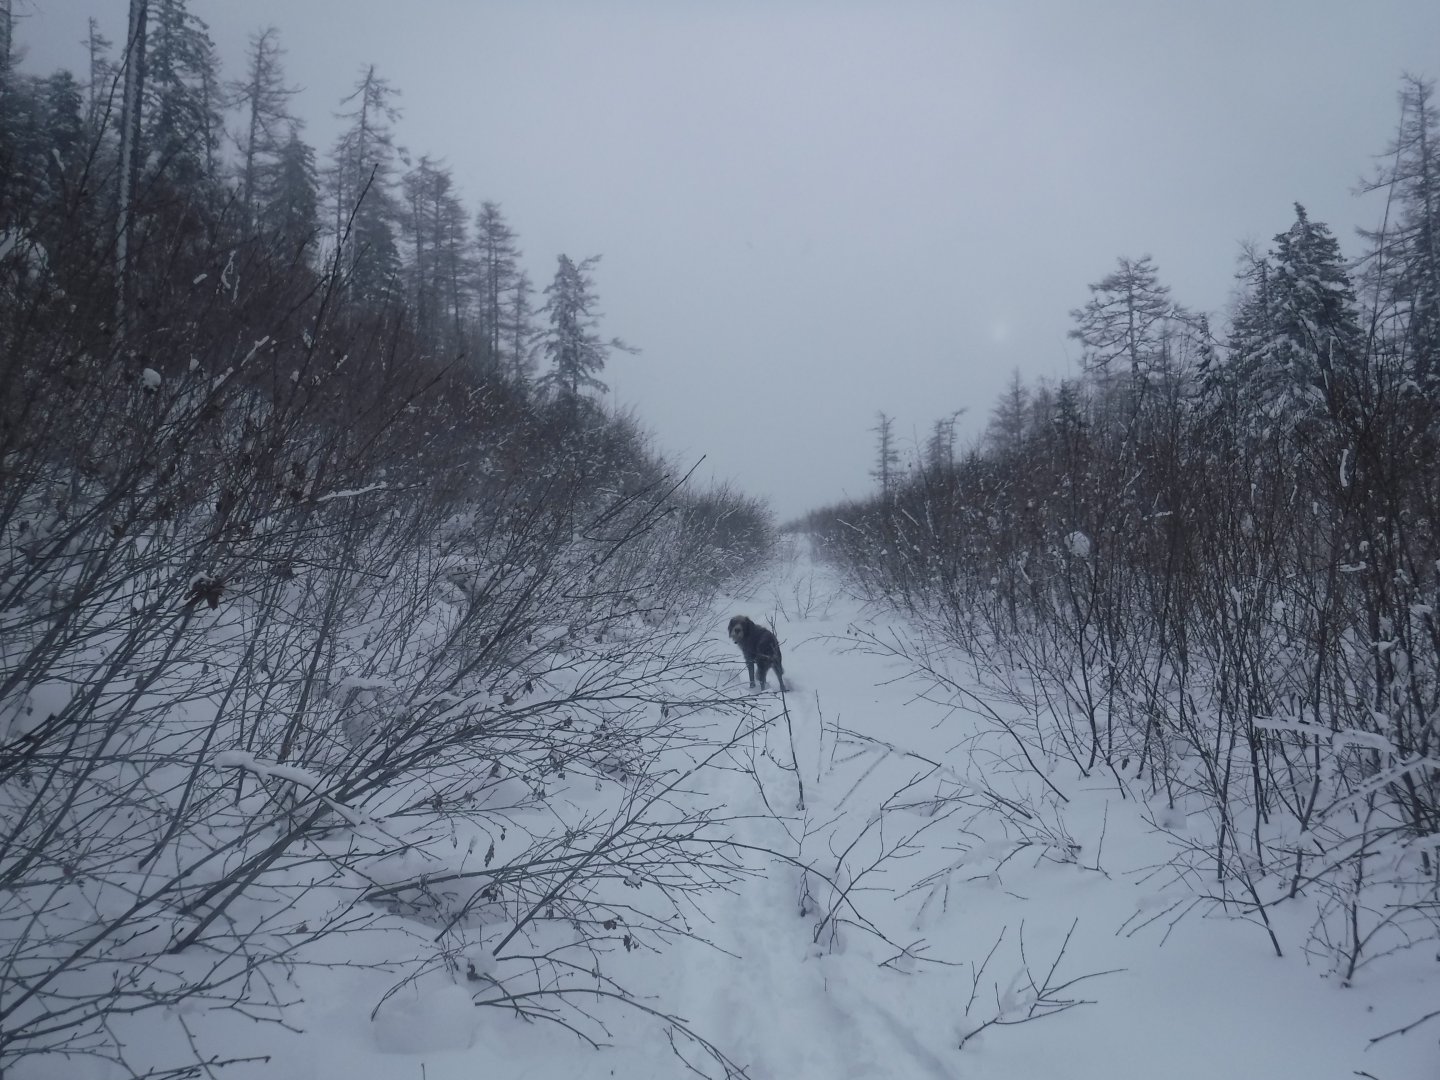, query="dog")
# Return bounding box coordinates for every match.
[727,615,786,692]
